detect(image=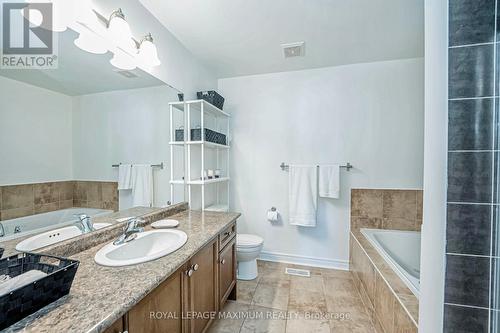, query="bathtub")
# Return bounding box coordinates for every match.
[0,208,113,242]
[361,228,421,297]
